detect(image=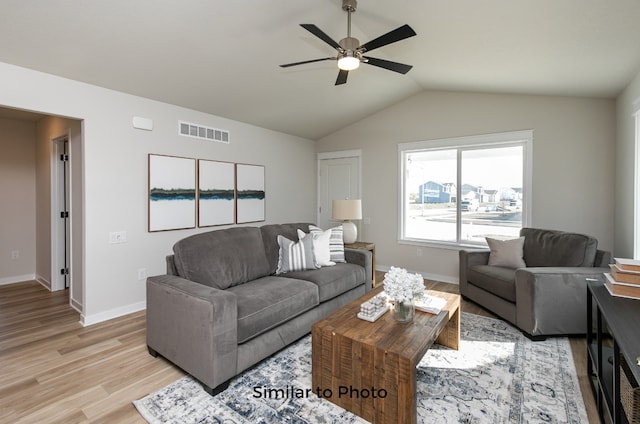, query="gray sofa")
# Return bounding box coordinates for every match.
[146,223,372,395]
[459,227,611,340]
